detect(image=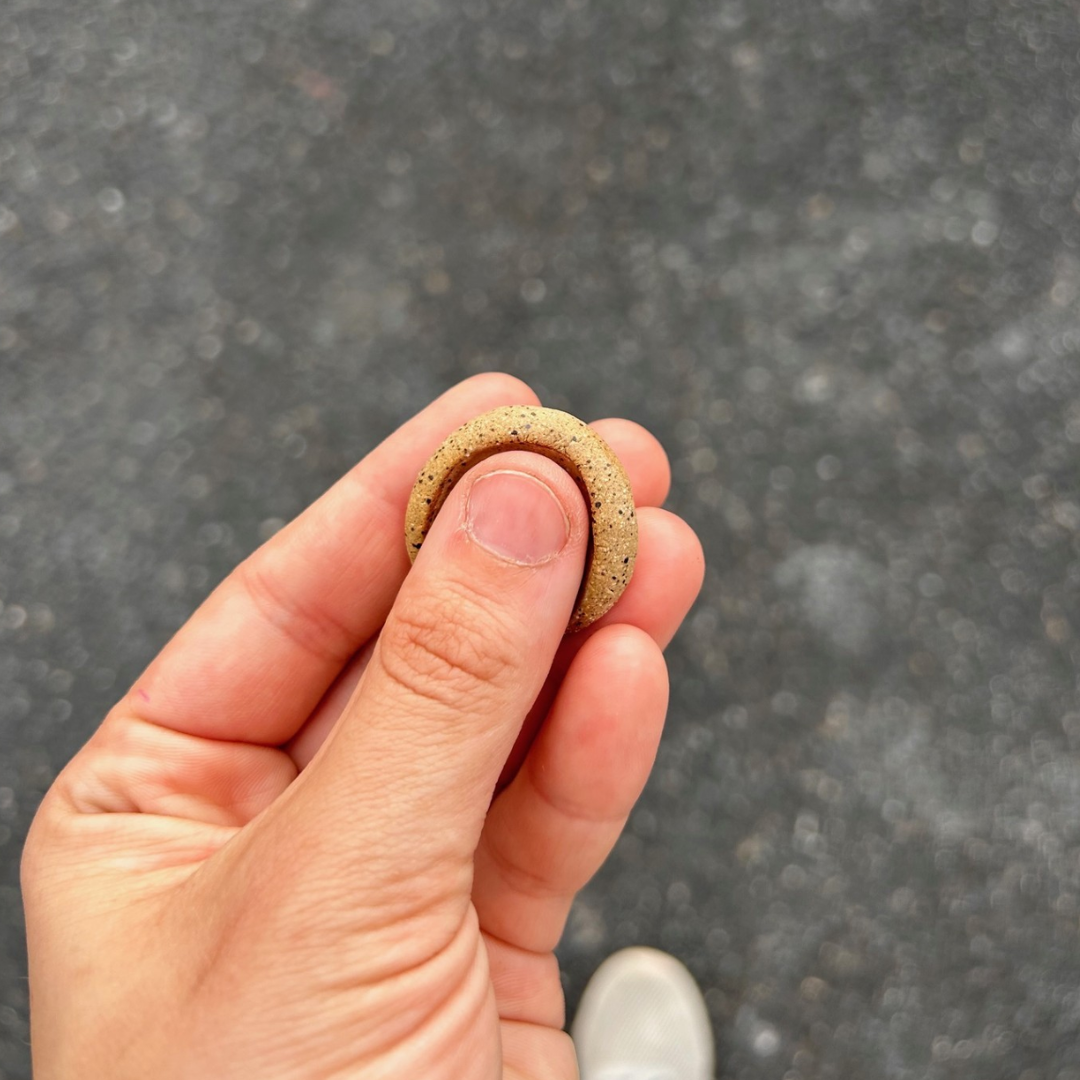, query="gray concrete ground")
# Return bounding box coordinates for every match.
[3,1,1080,1077]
